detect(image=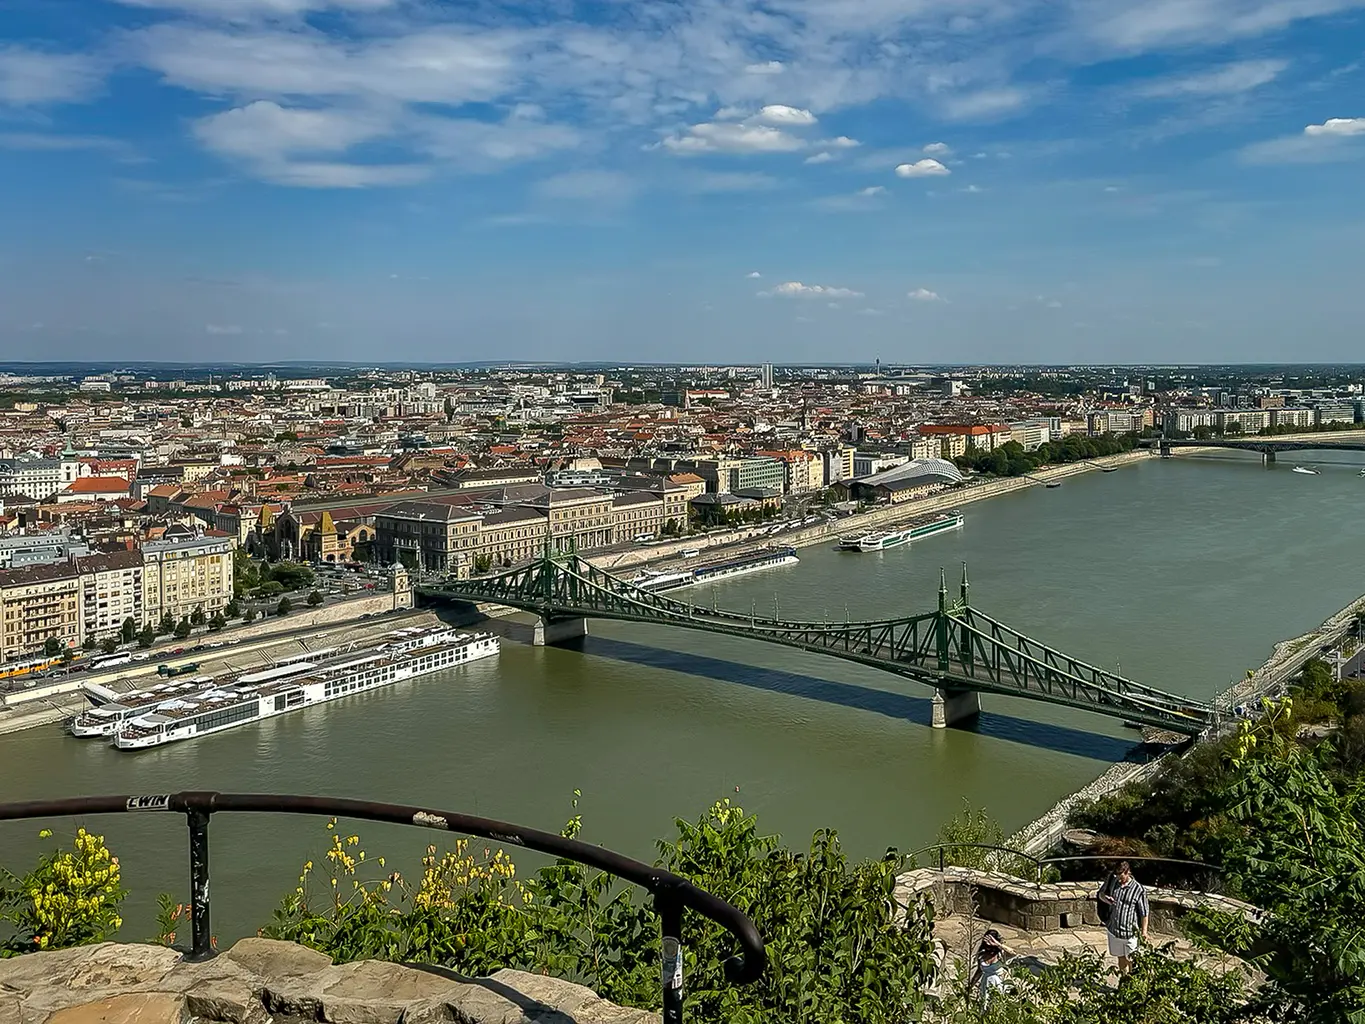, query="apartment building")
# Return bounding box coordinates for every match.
[0,448,83,500]
[141,534,234,623]
[76,550,144,641]
[917,423,1013,455]
[1217,410,1271,434]
[1009,421,1052,450]
[755,450,825,492]
[0,562,81,662]
[1163,410,1219,434]
[1271,408,1315,429]
[821,446,856,483]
